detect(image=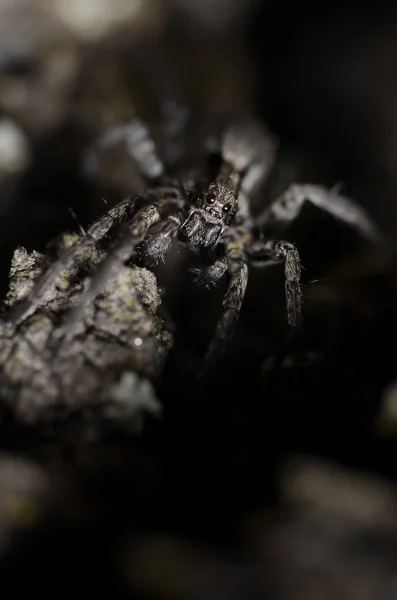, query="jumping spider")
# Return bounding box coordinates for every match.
[4,117,380,368]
